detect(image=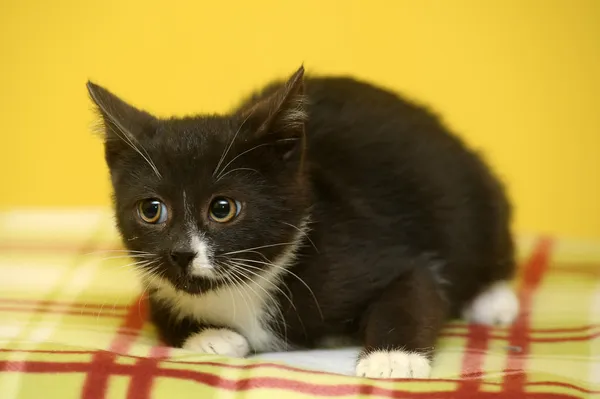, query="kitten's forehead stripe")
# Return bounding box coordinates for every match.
[190,234,214,277]
[183,191,195,240]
